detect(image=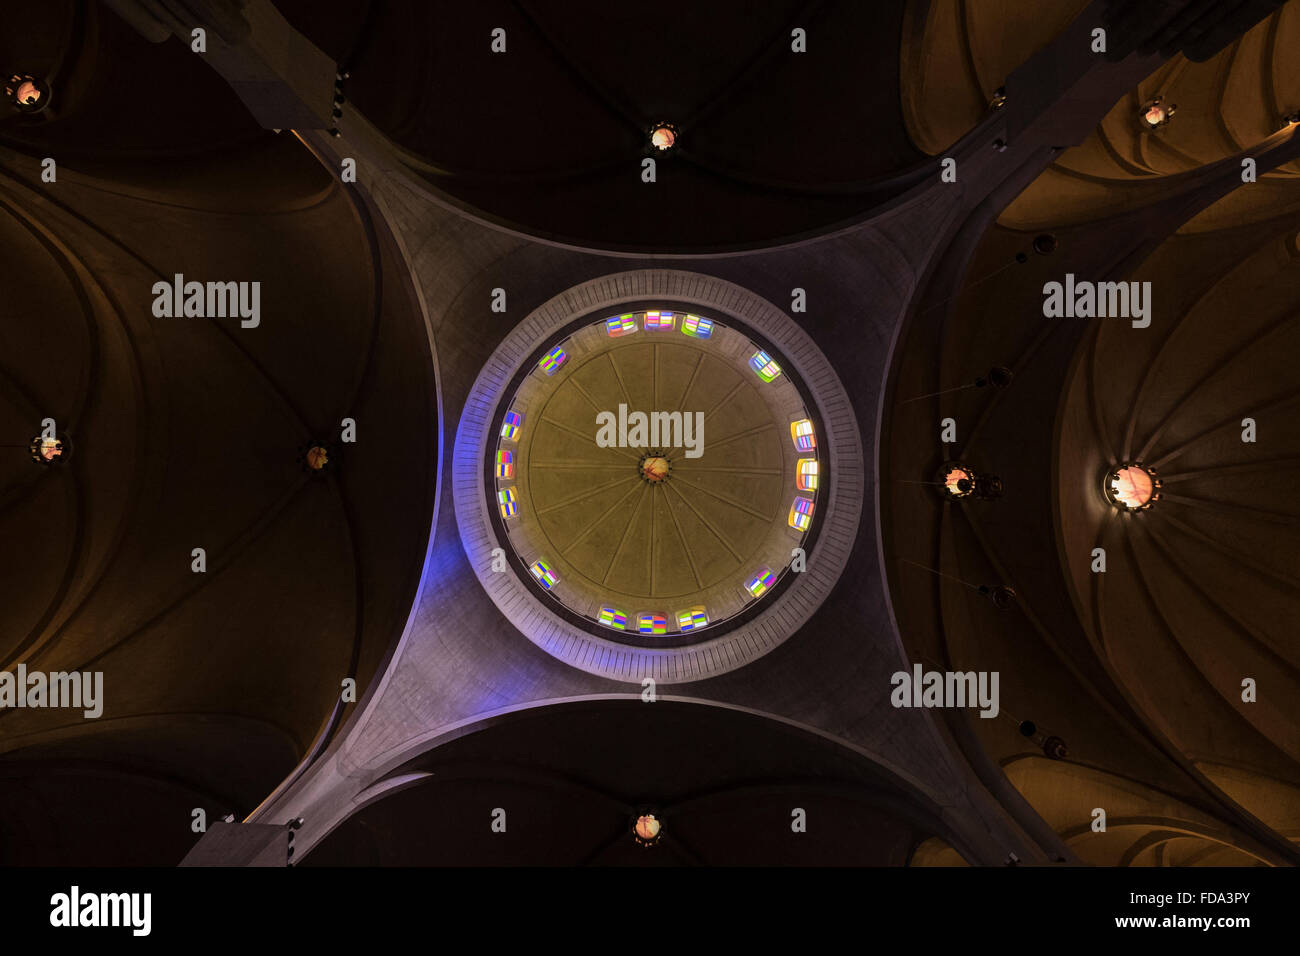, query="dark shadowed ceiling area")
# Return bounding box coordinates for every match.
[272,0,929,250]
[305,701,945,866]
